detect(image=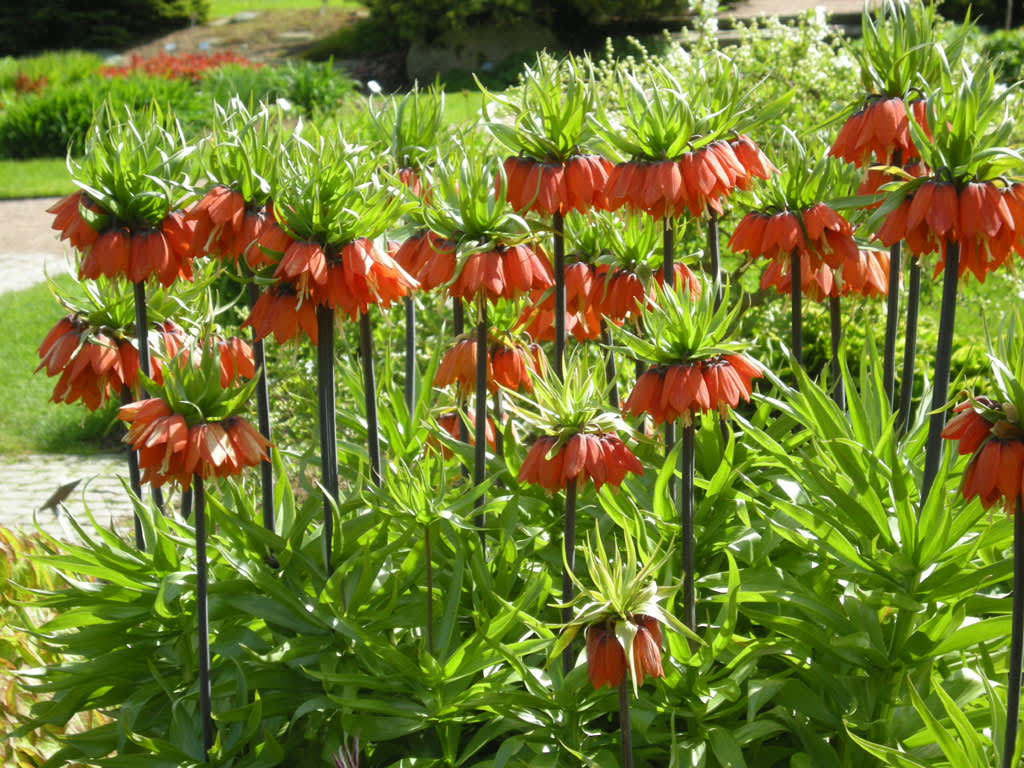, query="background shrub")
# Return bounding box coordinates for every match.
[0,0,210,57]
[361,0,689,44]
[938,0,1024,28]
